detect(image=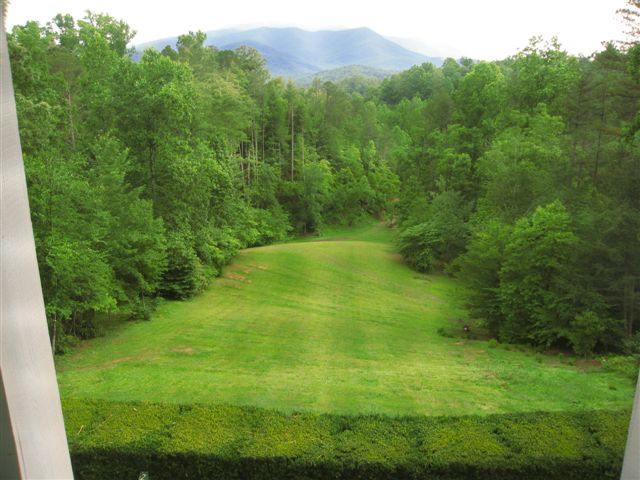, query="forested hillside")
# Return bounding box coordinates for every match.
[8,4,640,357]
